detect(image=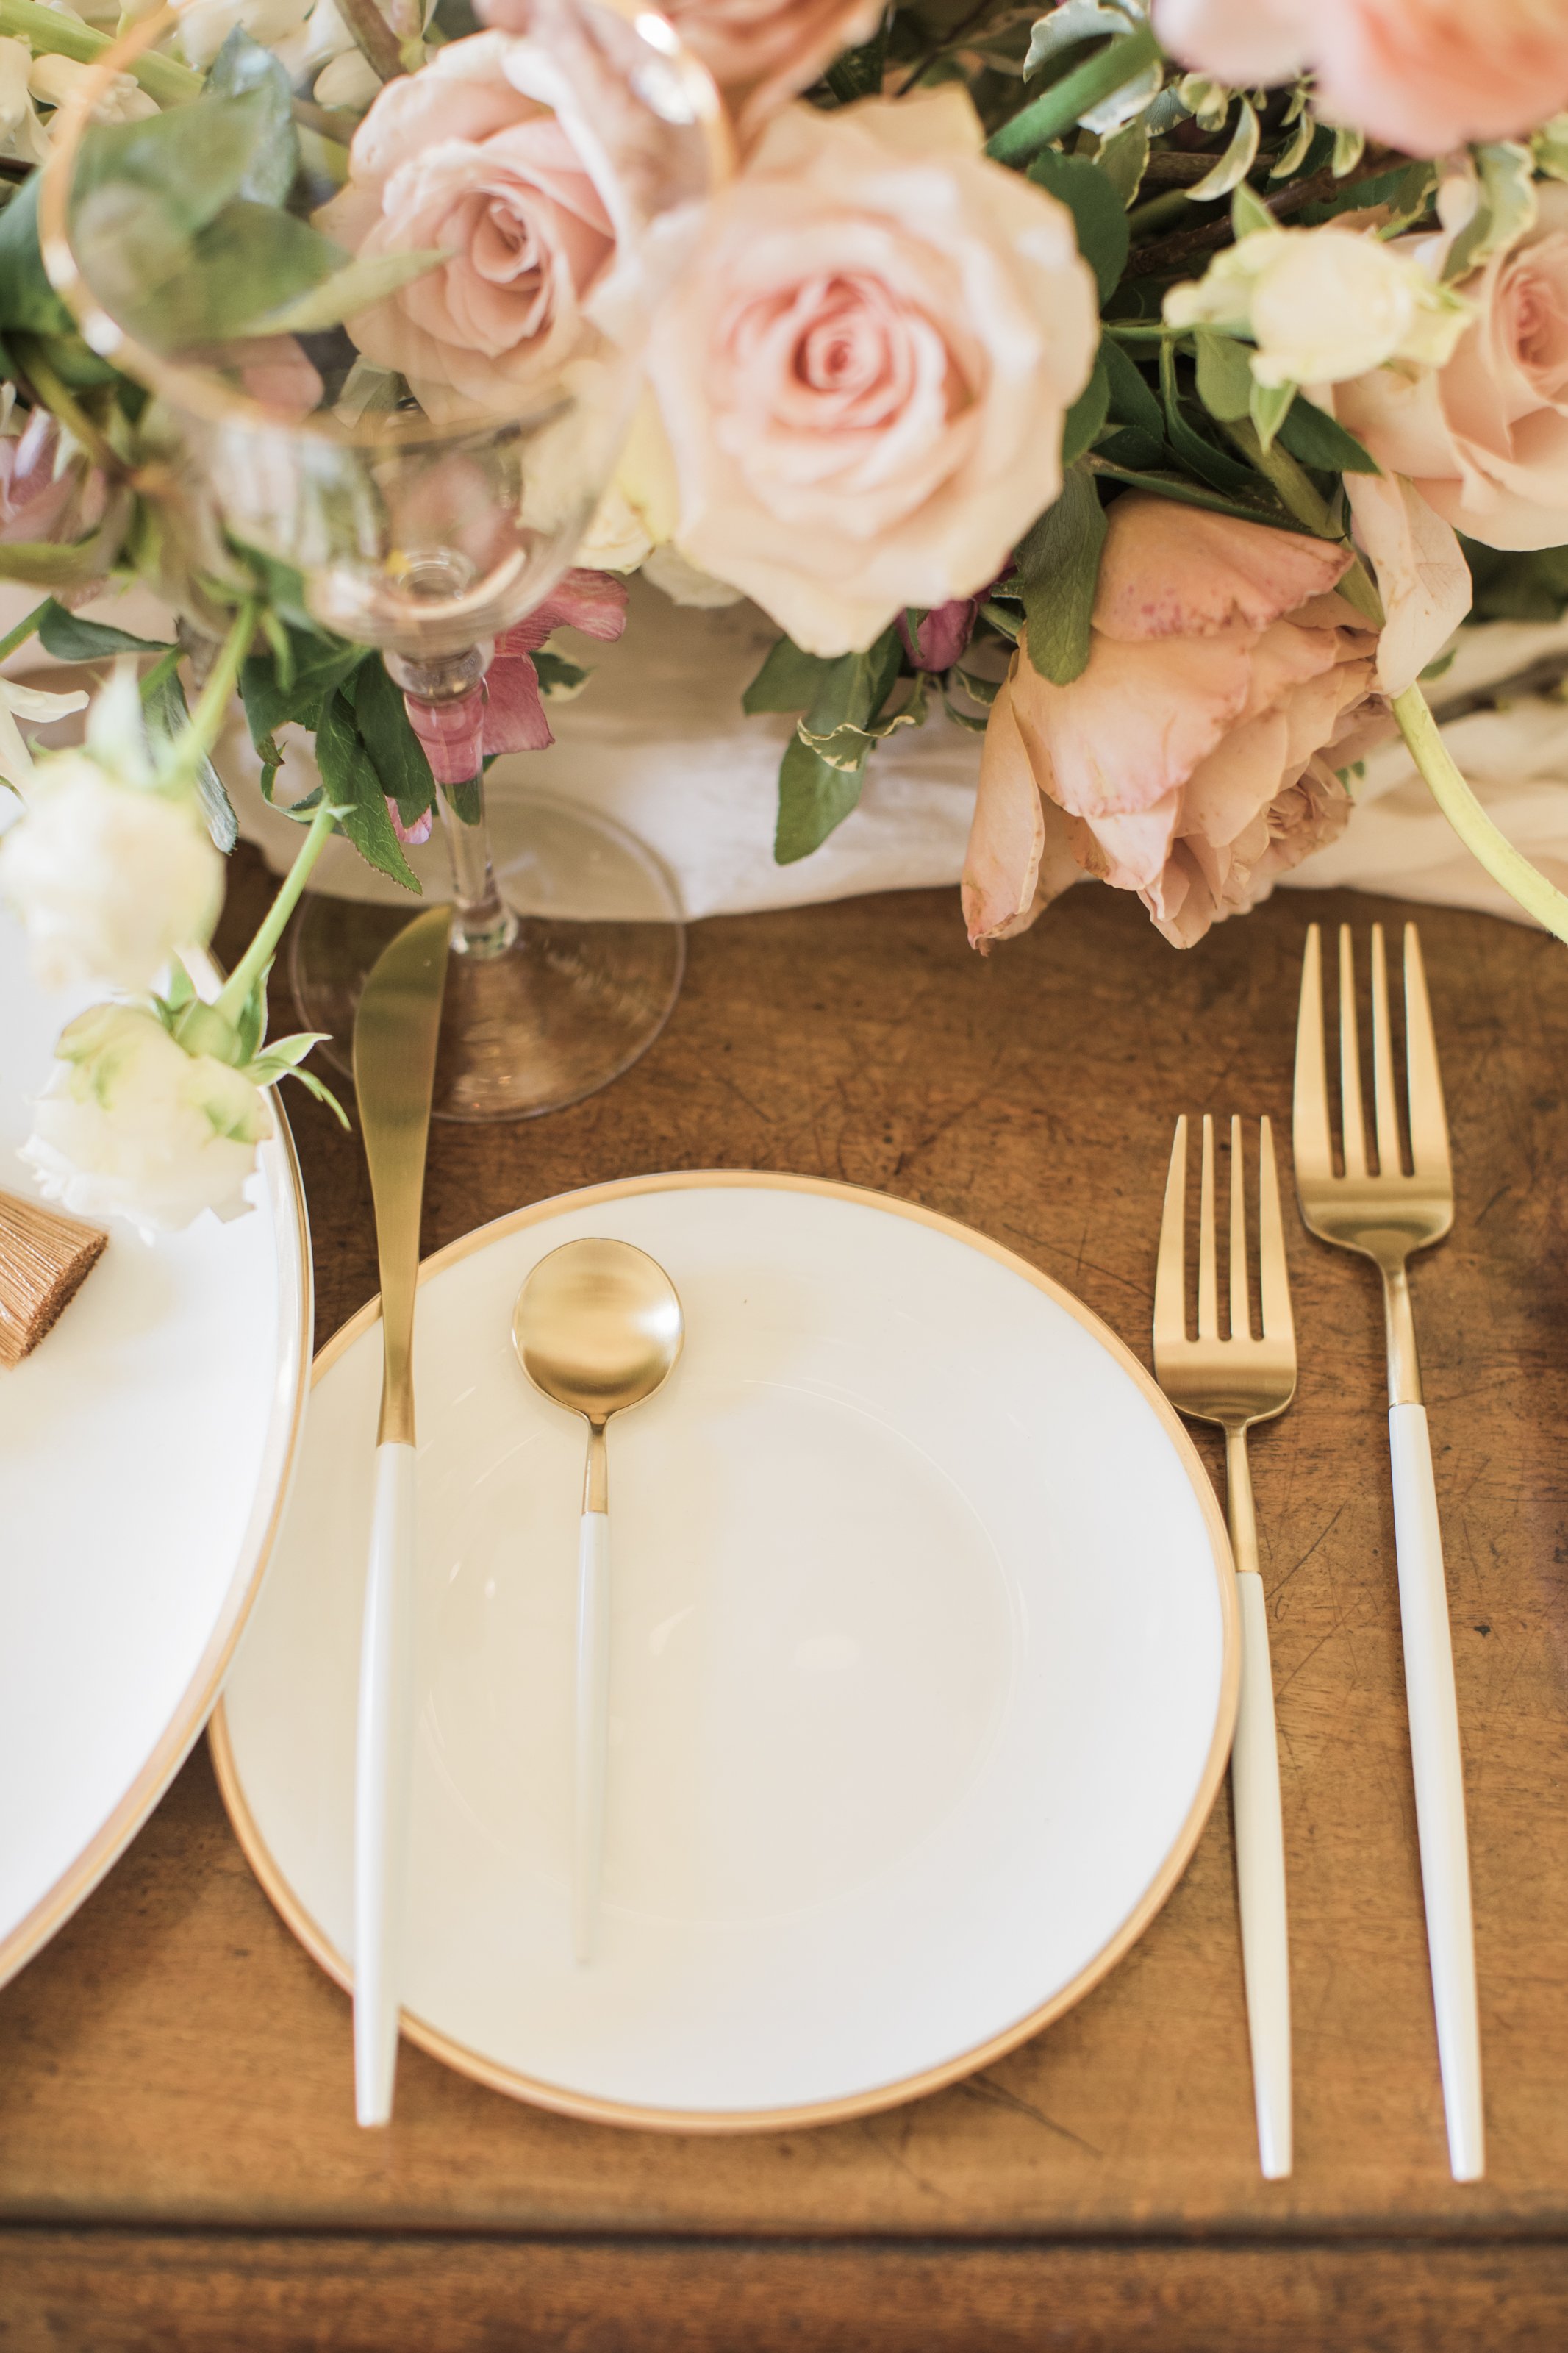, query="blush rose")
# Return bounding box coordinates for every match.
[645,88,1098,657]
